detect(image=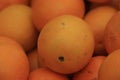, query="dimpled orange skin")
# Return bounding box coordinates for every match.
[0,0,29,10]
[98,49,120,80]
[73,56,106,80]
[84,6,117,55]
[104,12,120,54]
[0,5,38,52]
[32,0,85,31]
[38,15,95,74]
[29,68,68,80]
[0,36,29,80]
